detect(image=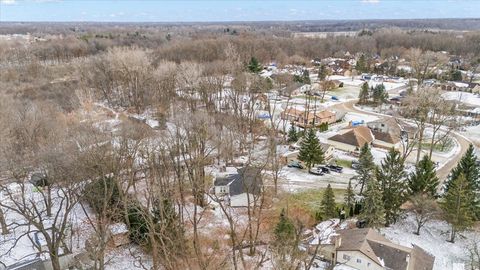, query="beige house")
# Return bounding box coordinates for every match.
[367,118,416,150]
[281,108,336,128]
[328,126,374,152]
[307,226,434,270]
[283,143,335,165]
[334,228,434,270]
